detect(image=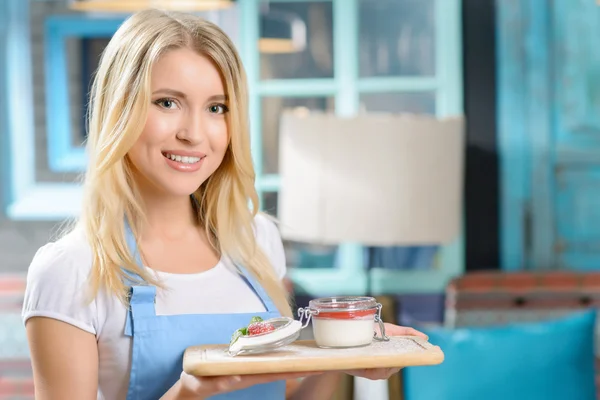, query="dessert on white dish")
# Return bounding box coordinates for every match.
[228,317,302,356]
[226,296,390,356]
[298,296,389,349]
